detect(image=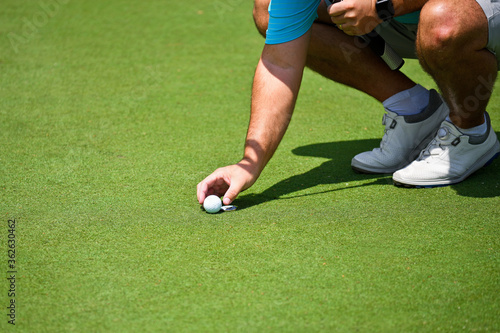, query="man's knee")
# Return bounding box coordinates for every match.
[418,0,487,54]
[253,0,270,38]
